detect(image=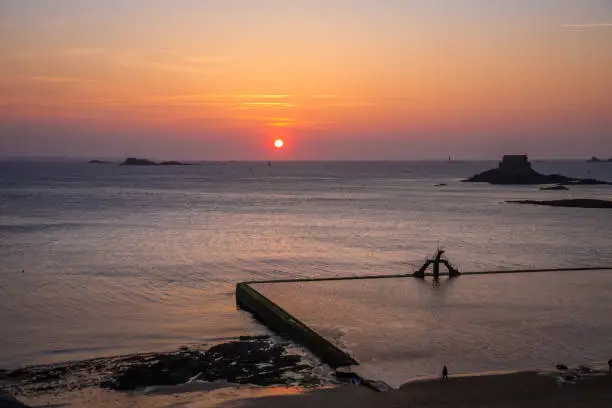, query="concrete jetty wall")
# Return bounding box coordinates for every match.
[235,283,358,368]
